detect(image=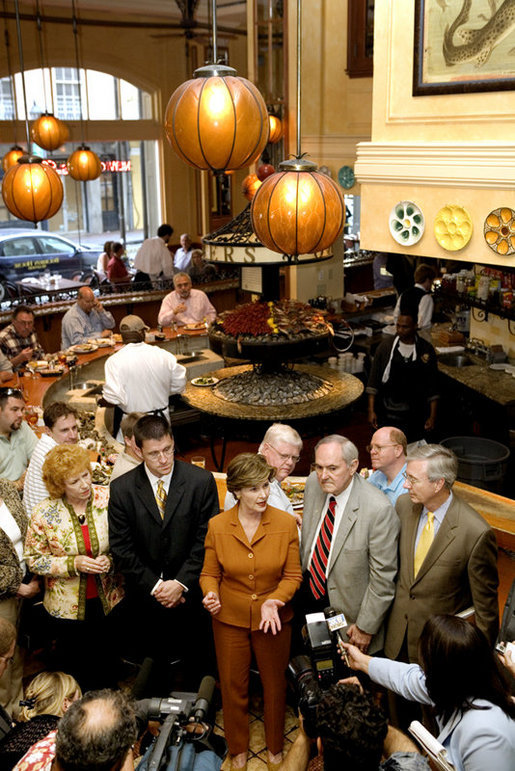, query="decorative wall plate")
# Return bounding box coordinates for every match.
[338,165,355,189]
[483,207,515,256]
[434,205,473,251]
[389,201,425,246]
